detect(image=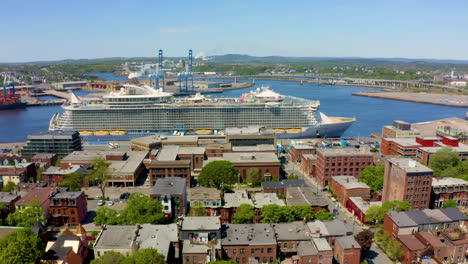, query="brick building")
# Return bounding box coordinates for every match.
[150,177,187,219]
[294,239,333,264]
[0,162,37,185]
[300,154,317,177]
[222,223,277,264]
[144,146,205,186]
[205,143,232,157]
[131,135,199,151]
[313,148,374,186]
[330,176,371,205]
[289,145,315,163]
[49,191,88,226]
[205,152,281,182]
[42,165,89,186]
[16,186,56,219]
[431,177,468,209]
[220,190,254,224]
[262,179,306,197]
[333,236,361,264]
[232,144,276,153]
[381,136,468,165]
[382,157,433,210]
[61,151,148,187]
[272,221,312,259]
[0,192,20,215]
[285,187,329,212]
[345,197,382,224]
[30,153,58,168]
[383,208,467,239]
[382,120,420,138]
[252,193,285,223]
[21,130,82,158]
